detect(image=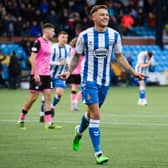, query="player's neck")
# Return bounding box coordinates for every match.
[94,25,106,32]
[42,34,49,41]
[58,42,65,47]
